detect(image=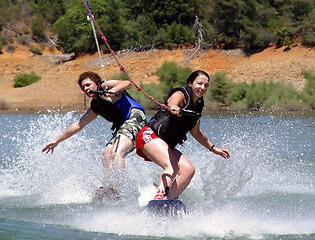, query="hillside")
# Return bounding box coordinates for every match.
[0,44,314,112]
